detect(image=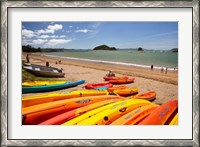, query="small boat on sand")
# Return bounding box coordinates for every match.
[103,76,128,81]
[109,78,135,85]
[23,63,65,77]
[22,81,67,87]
